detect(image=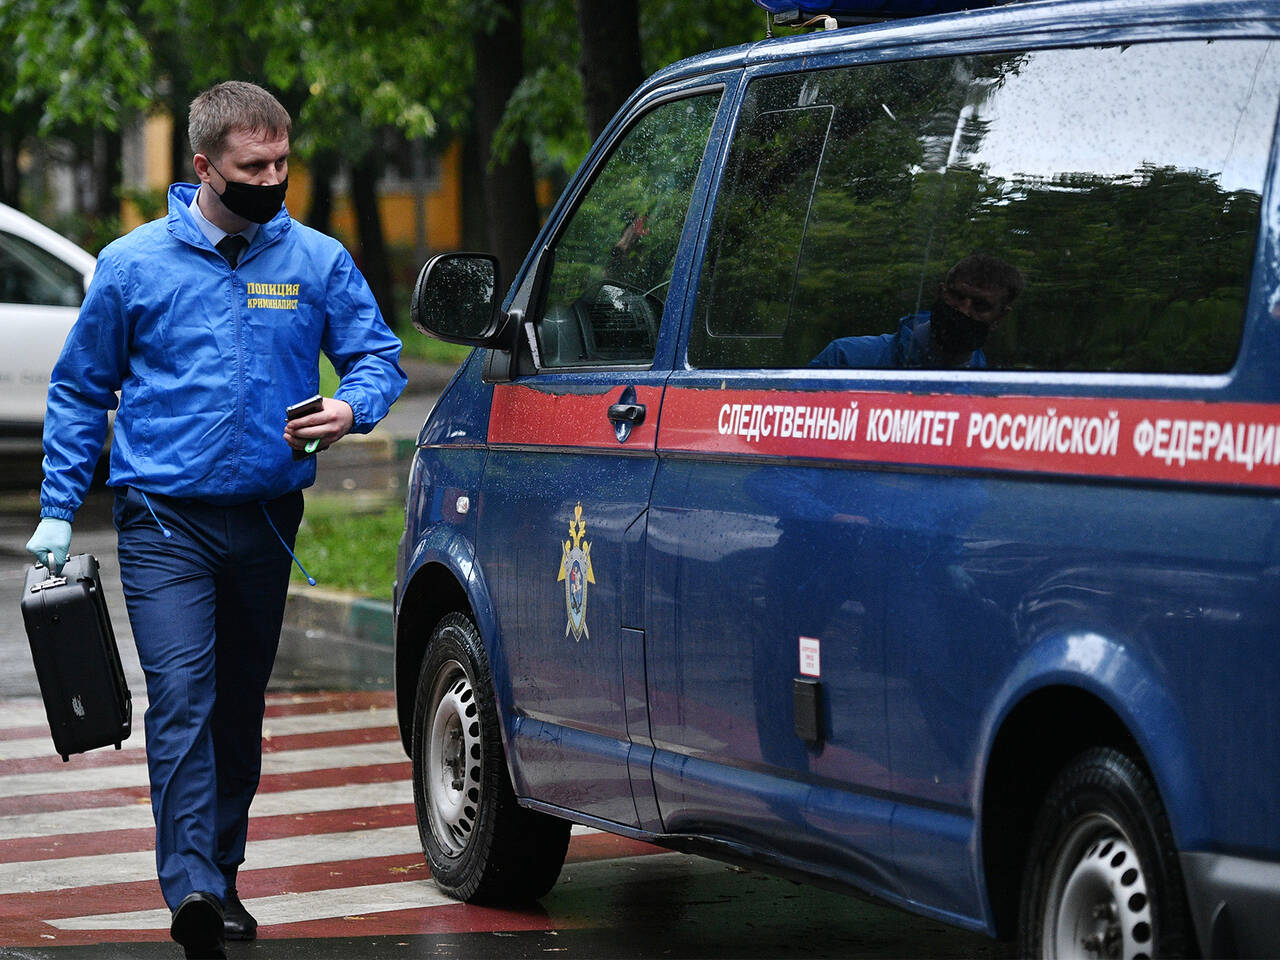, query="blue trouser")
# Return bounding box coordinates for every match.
[113,486,303,909]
